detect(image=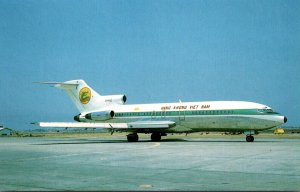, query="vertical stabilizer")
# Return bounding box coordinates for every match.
[37,80,103,113]
[36,79,127,113]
